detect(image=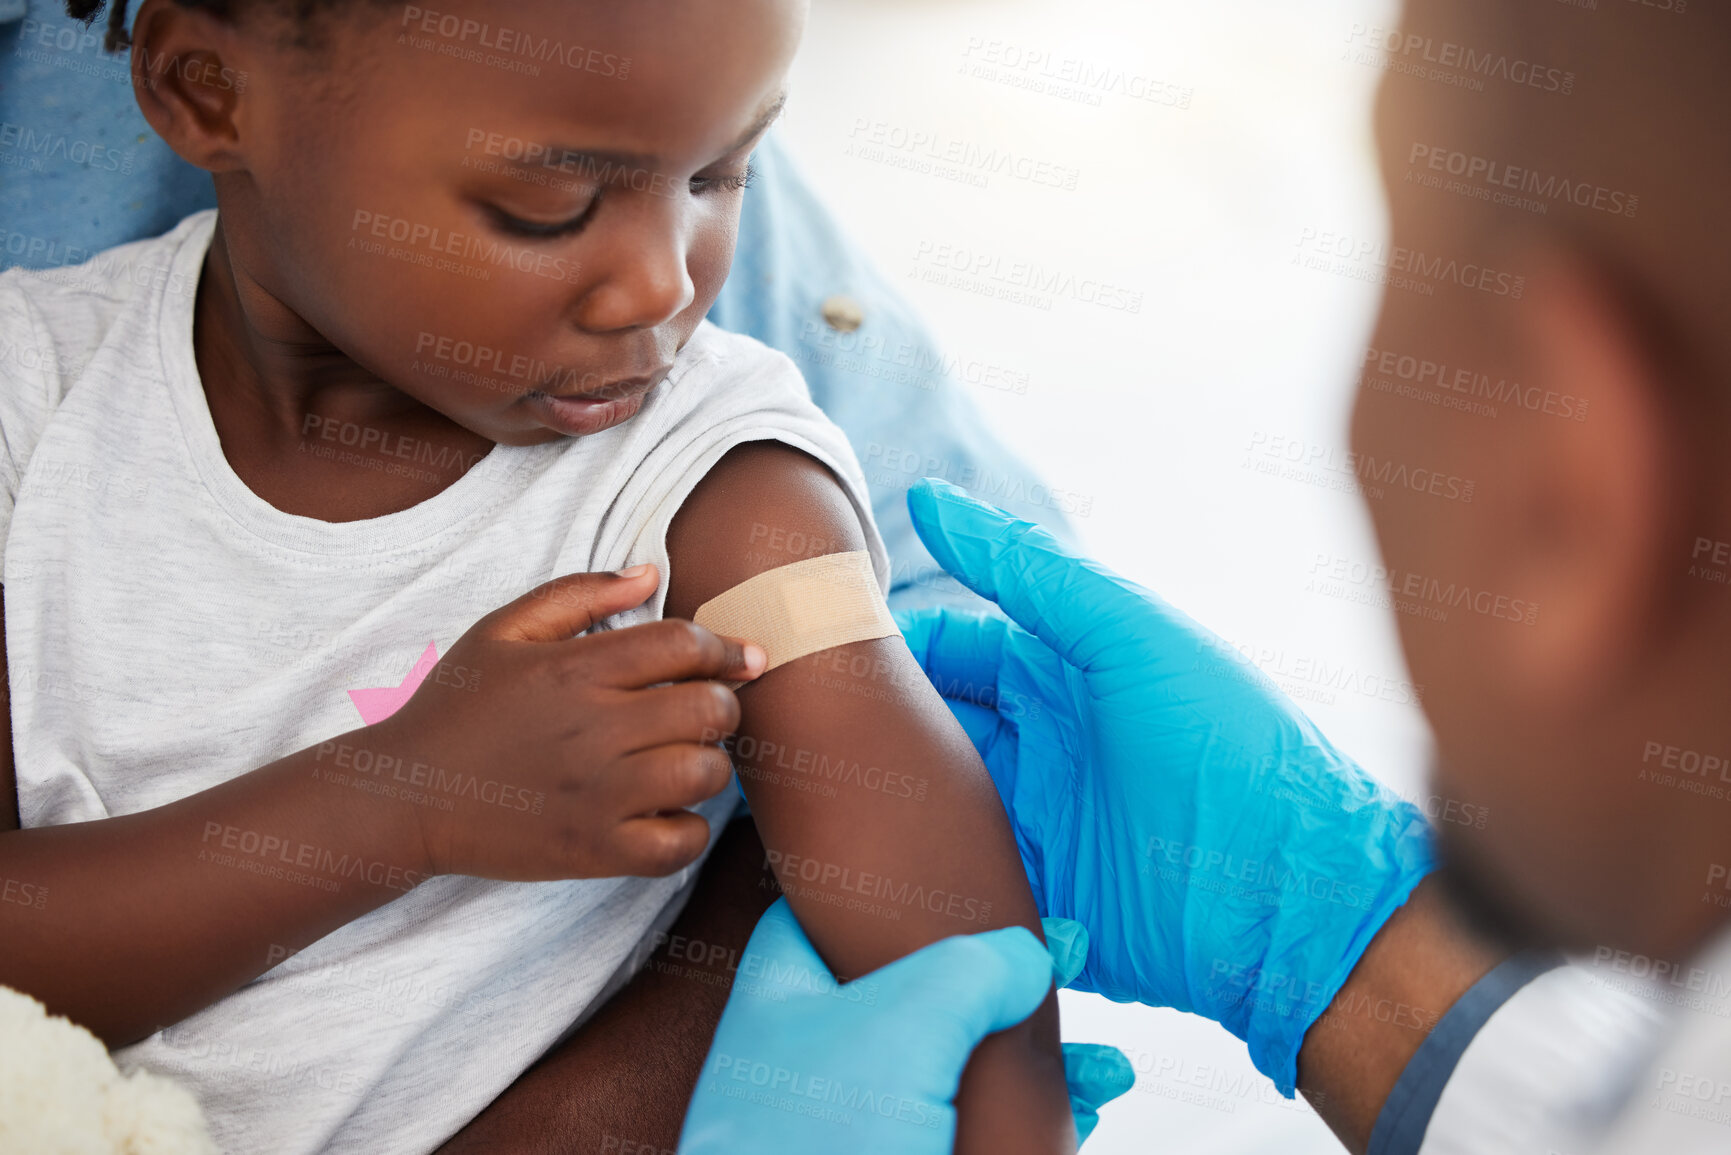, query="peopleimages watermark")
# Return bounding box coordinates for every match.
[1651,1067,1731,1130]
[198,821,425,893]
[18,242,198,302]
[598,1135,671,1155]
[1704,863,1731,911]
[864,441,1094,518]
[300,413,491,488]
[1294,227,1526,299]
[311,740,543,815]
[261,942,499,1021]
[1404,142,1640,219]
[1587,946,1731,1019]
[1639,739,1731,803]
[1342,23,1575,95]
[1307,551,1541,627]
[396,6,631,80]
[10,17,129,85]
[348,209,584,283]
[1143,836,1377,912]
[461,129,681,198]
[845,118,1081,192]
[910,239,1144,315]
[706,727,930,804]
[1243,430,1476,505]
[25,457,153,505]
[0,121,134,175]
[1125,1046,1316,1117]
[957,37,1193,111]
[158,1027,369,1095]
[762,849,995,926]
[1,876,47,911]
[11,17,247,91]
[408,329,621,399]
[1360,344,1589,423]
[706,1052,943,1130]
[599,1137,675,1155]
[794,320,1031,397]
[1690,537,1731,591]
[0,334,89,379]
[1194,632,1426,709]
[645,927,883,1004]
